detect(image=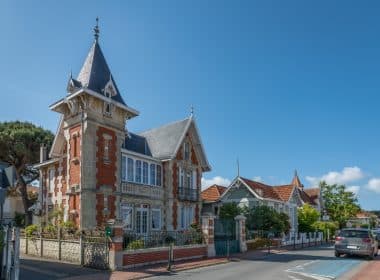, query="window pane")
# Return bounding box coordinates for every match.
[49,169,55,192]
[127,158,134,182]
[152,209,161,230]
[135,160,142,183]
[156,165,162,186]
[150,164,155,185]
[143,162,148,184]
[121,205,132,229]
